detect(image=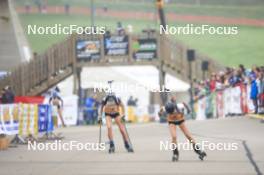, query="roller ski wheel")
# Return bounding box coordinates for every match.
[108,147,115,154]
[199,152,207,161]
[172,154,179,162]
[126,147,134,153]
